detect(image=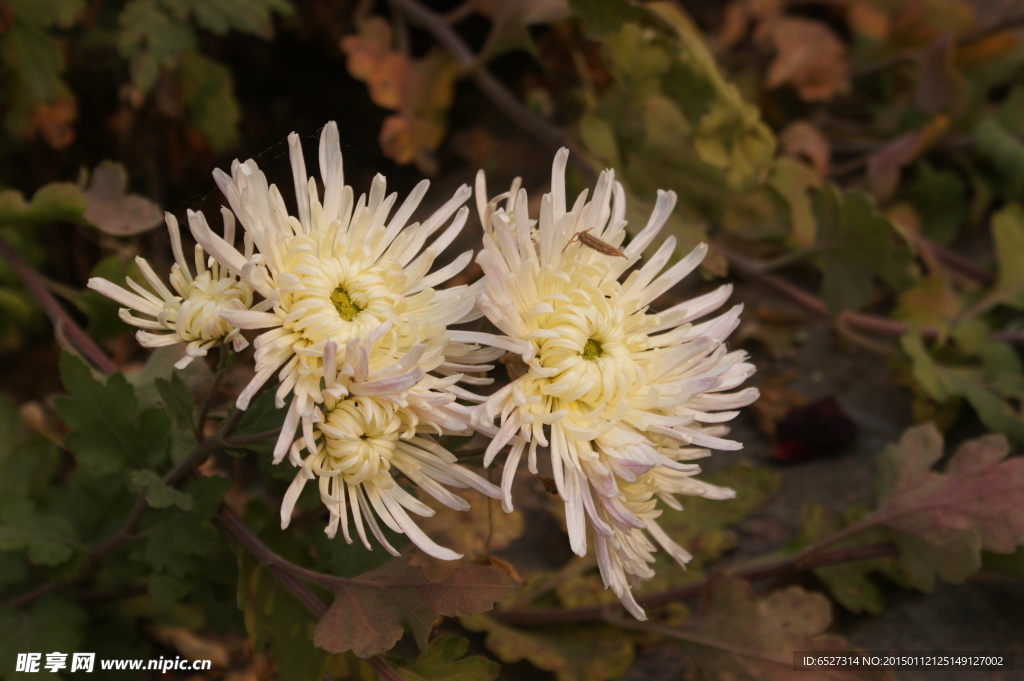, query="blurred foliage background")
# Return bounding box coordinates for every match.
[2,0,1024,679]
